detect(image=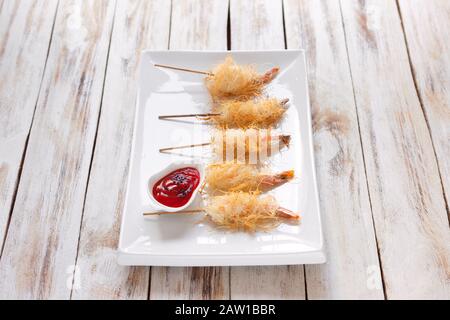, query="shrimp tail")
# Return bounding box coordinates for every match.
[279,135,291,148]
[280,98,290,107]
[261,67,280,84]
[275,170,295,181]
[259,170,294,190]
[276,207,300,220]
